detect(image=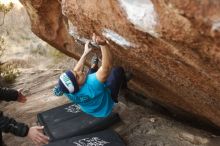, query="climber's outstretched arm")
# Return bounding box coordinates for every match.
[94,34,112,83]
